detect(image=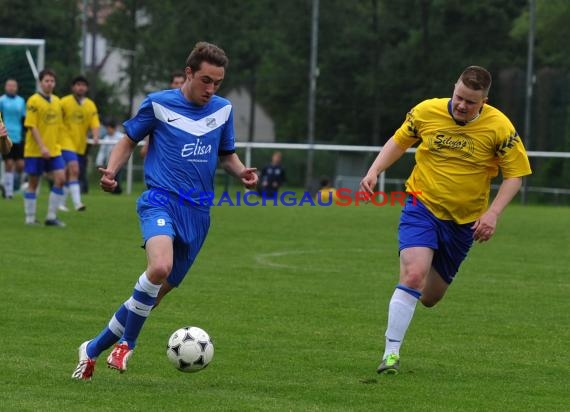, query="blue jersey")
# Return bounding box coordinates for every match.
[124,89,236,208]
[0,94,26,143]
